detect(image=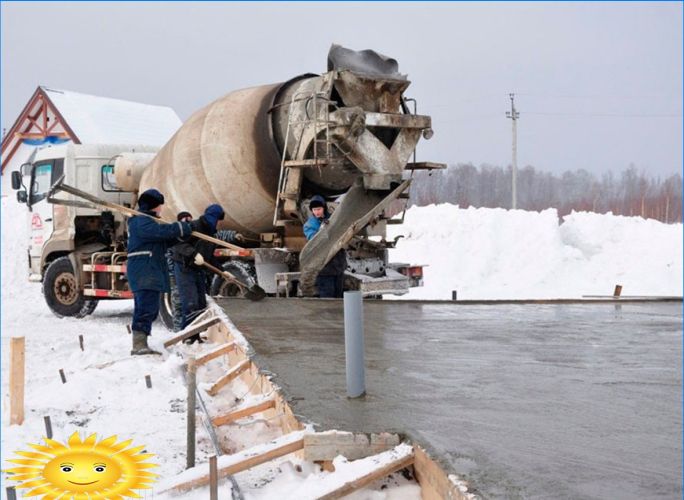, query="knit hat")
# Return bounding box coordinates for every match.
[138,189,164,211]
[203,204,225,233]
[309,195,326,210]
[177,211,192,221]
